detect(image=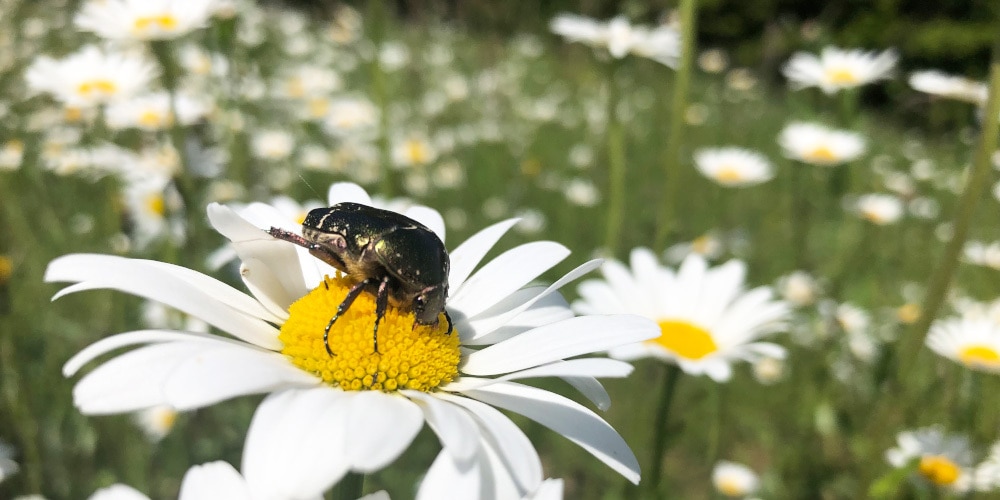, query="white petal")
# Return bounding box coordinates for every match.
[46,254,282,350]
[527,479,564,500]
[561,375,612,411]
[163,344,320,410]
[179,461,252,500]
[447,219,520,291]
[343,392,424,472]
[462,288,573,346]
[404,391,480,463]
[88,484,150,500]
[405,205,446,243]
[358,492,390,500]
[64,330,220,377]
[463,315,658,376]
[462,381,641,484]
[207,203,311,304]
[608,342,658,361]
[435,392,543,493]
[462,260,603,342]
[417,449,480,500]
[243,388,351,500]
[450,242,570,317]
[703,360,733,382]
[327,182,373,205]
